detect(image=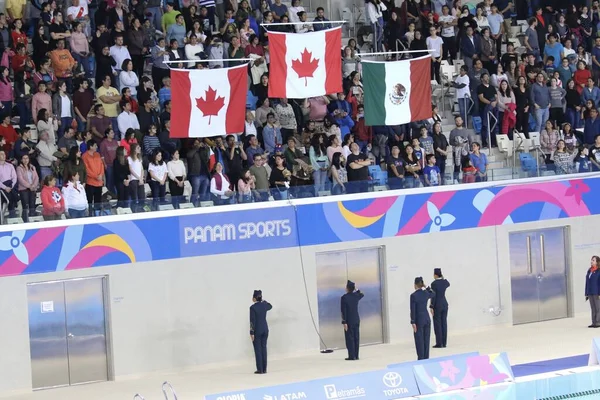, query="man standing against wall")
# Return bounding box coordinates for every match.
[341,280,364,361]
[250,290,272,374]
